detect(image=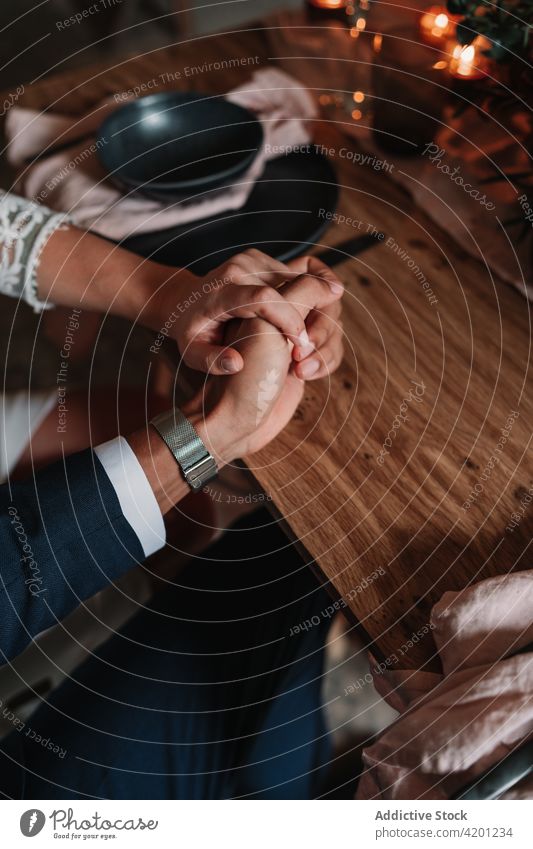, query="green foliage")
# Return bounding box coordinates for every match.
[446,0,533,61]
